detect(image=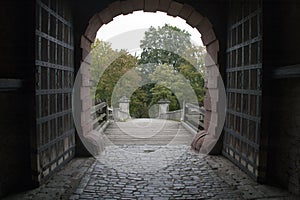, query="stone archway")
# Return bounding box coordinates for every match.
[78,0,223,153]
